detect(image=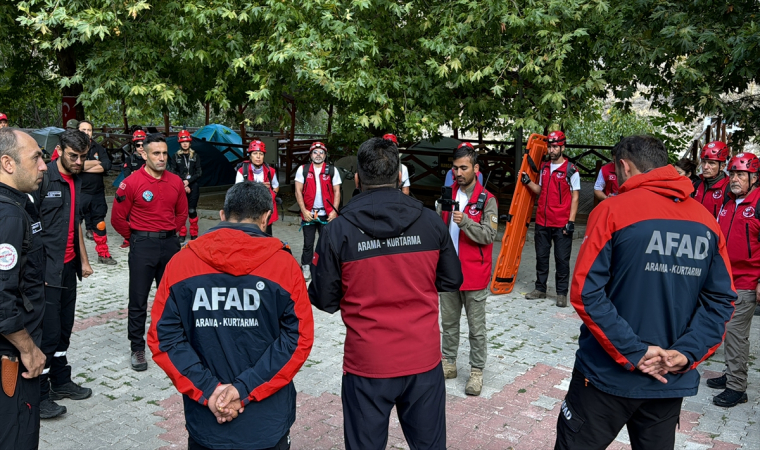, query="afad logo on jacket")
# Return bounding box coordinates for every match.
[468,205,481,217]
[743,206,756,219]
[712,190,723,199]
